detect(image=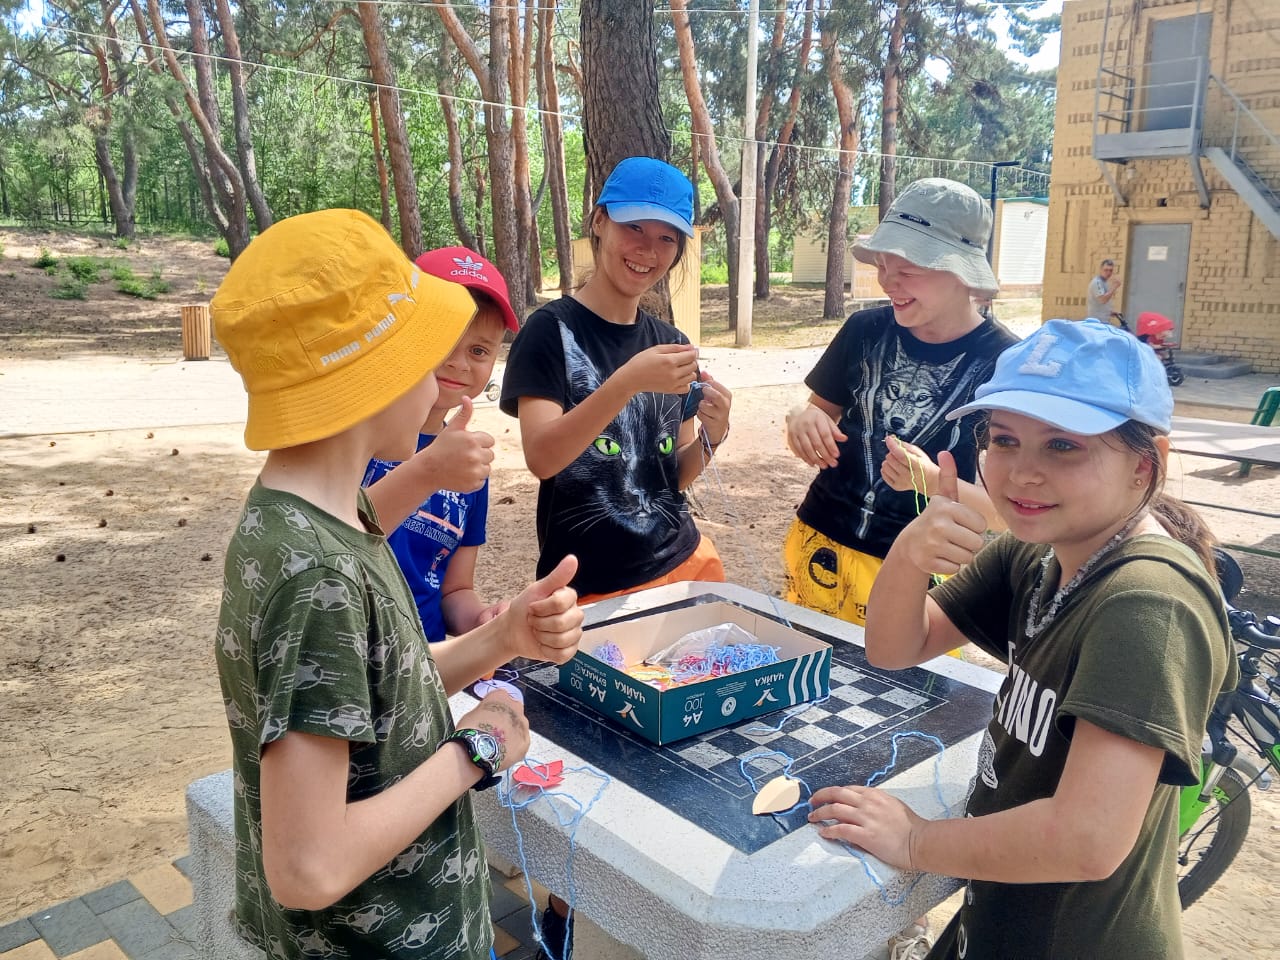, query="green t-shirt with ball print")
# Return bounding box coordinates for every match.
[215,481,491,959]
